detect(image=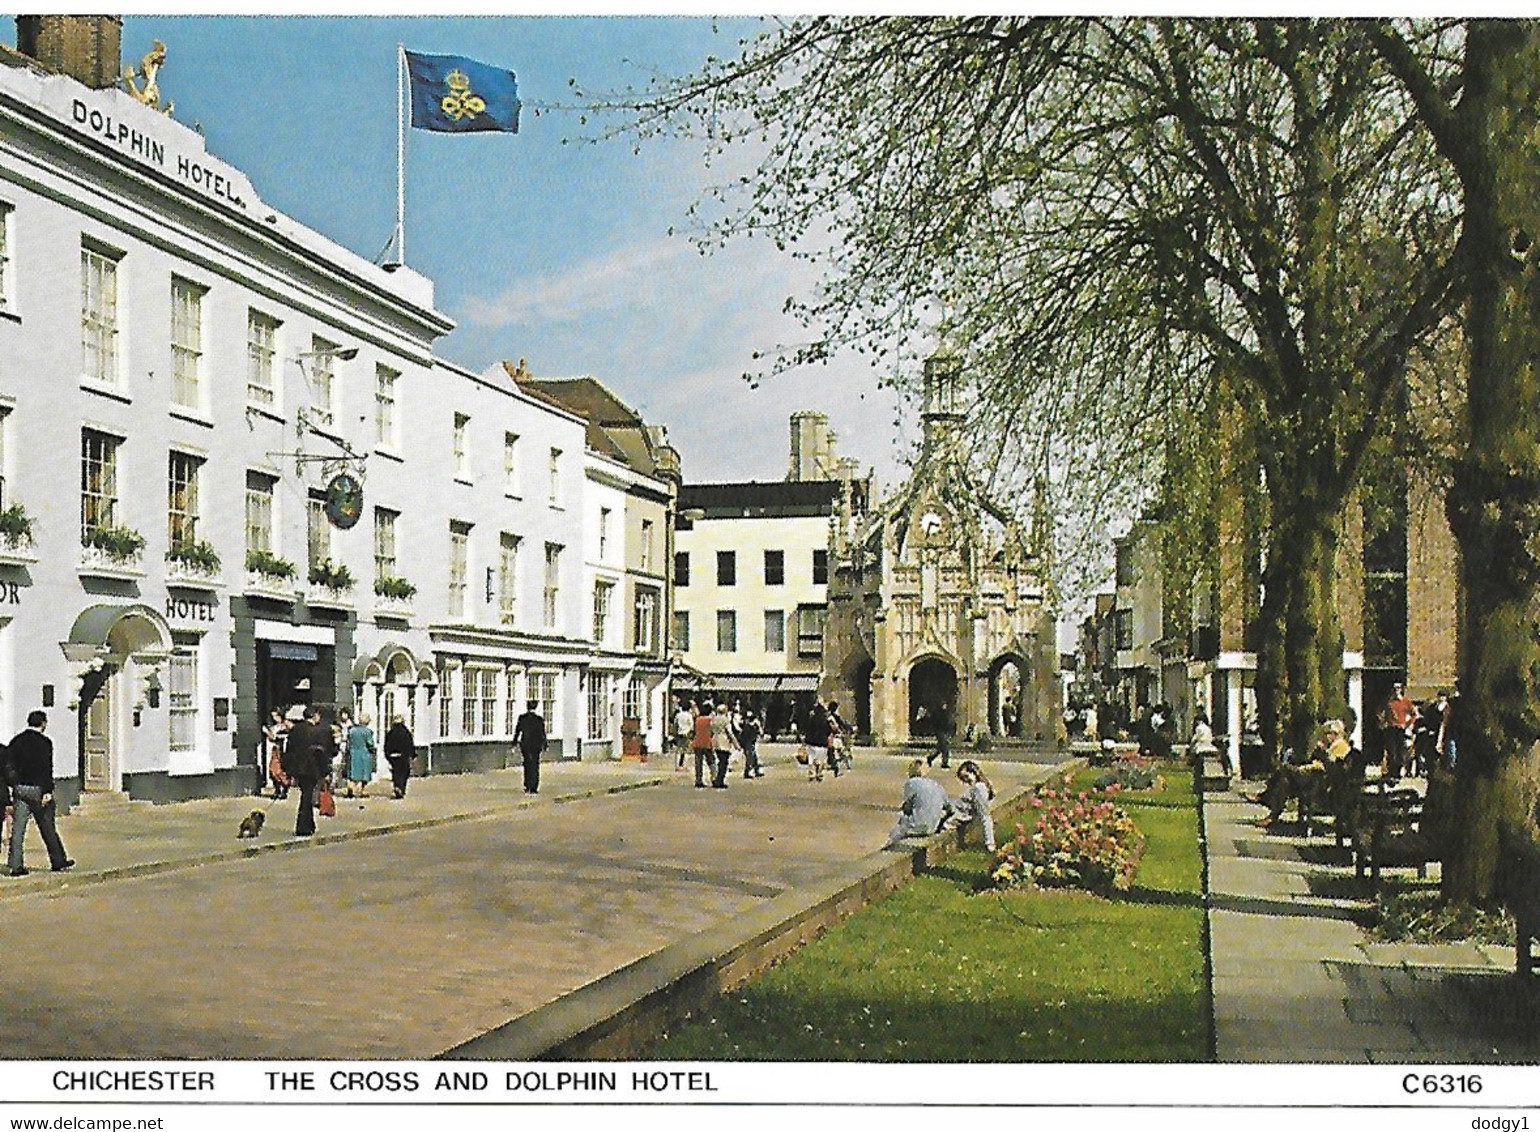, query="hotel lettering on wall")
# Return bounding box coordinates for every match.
[0,580,20,604]
[68,99,249,210]
[166,595,217,623]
